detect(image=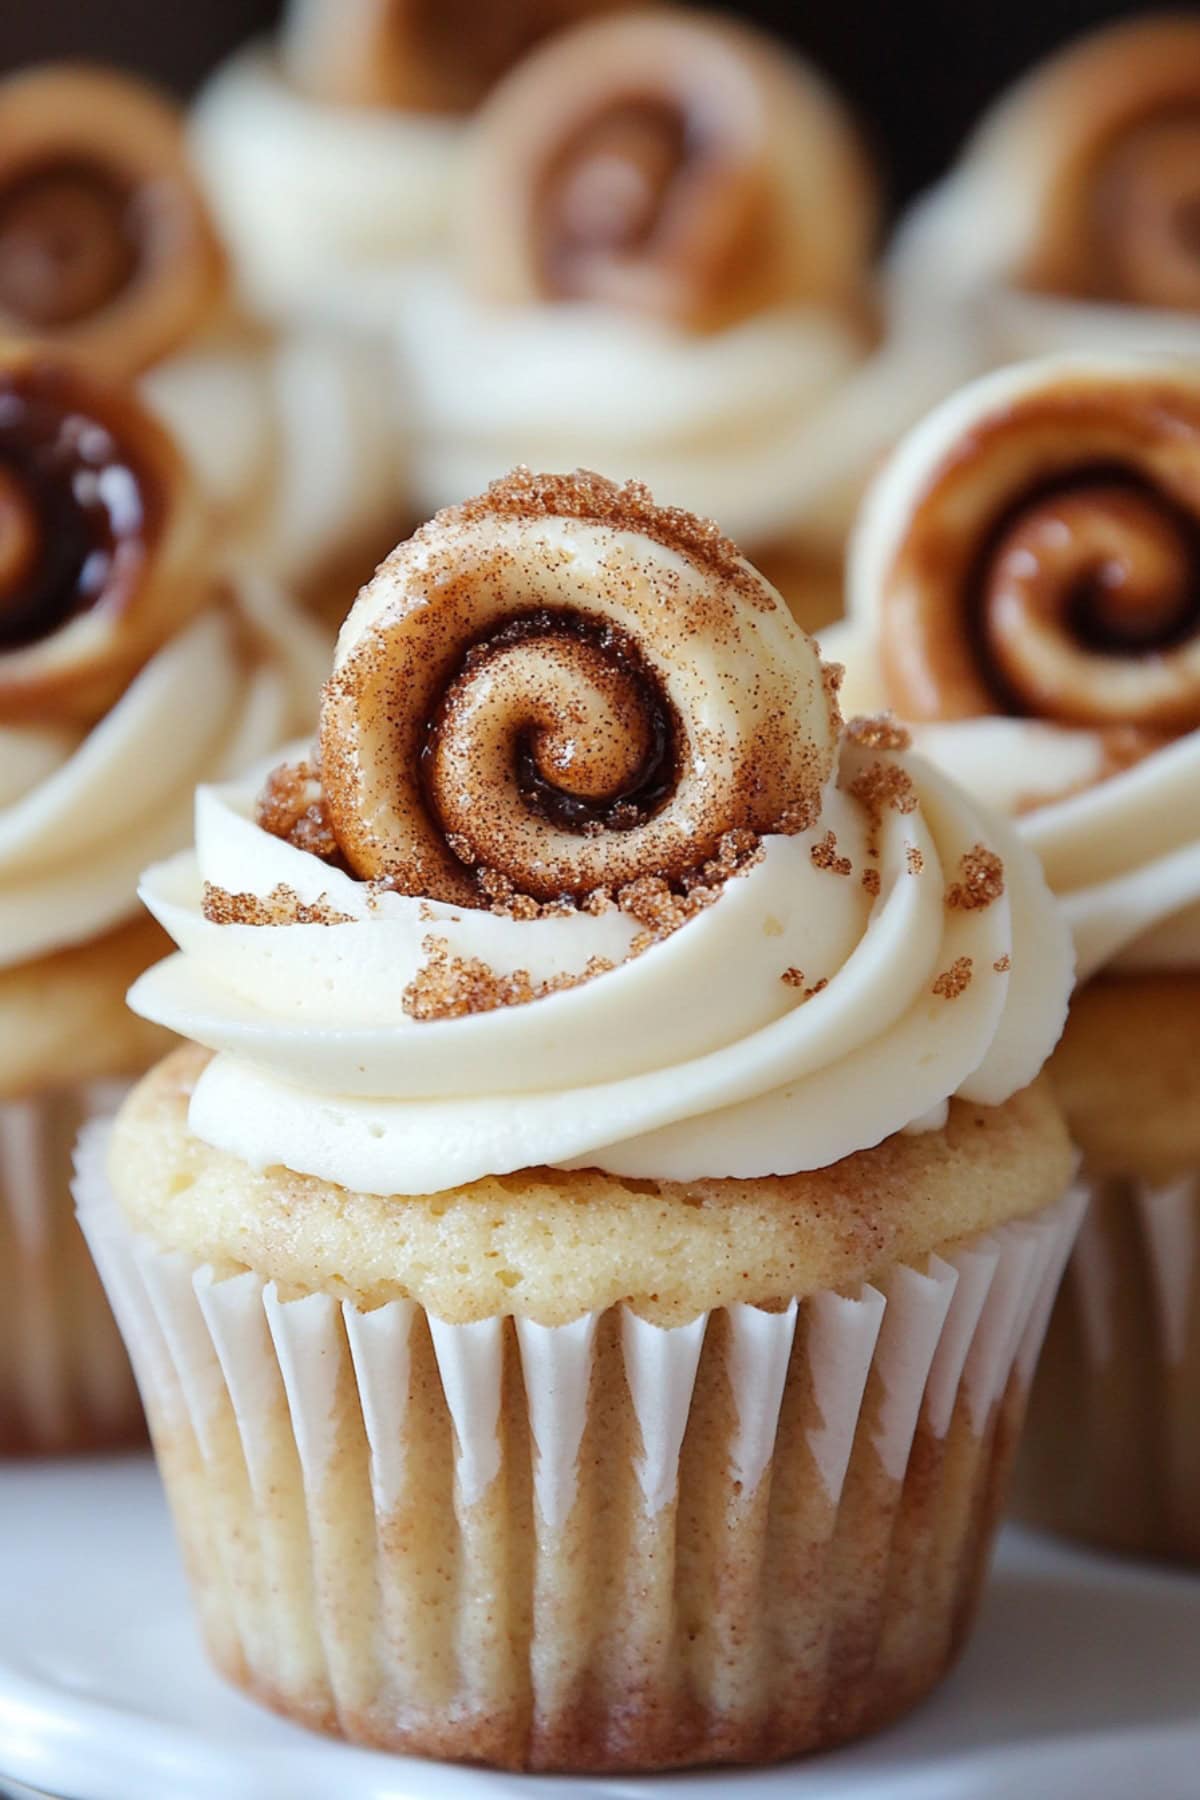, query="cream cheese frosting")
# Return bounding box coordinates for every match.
[1,577,326,969]
[191,47,461,331]
[833,354,1200,984]
[128,477,1071,1195]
